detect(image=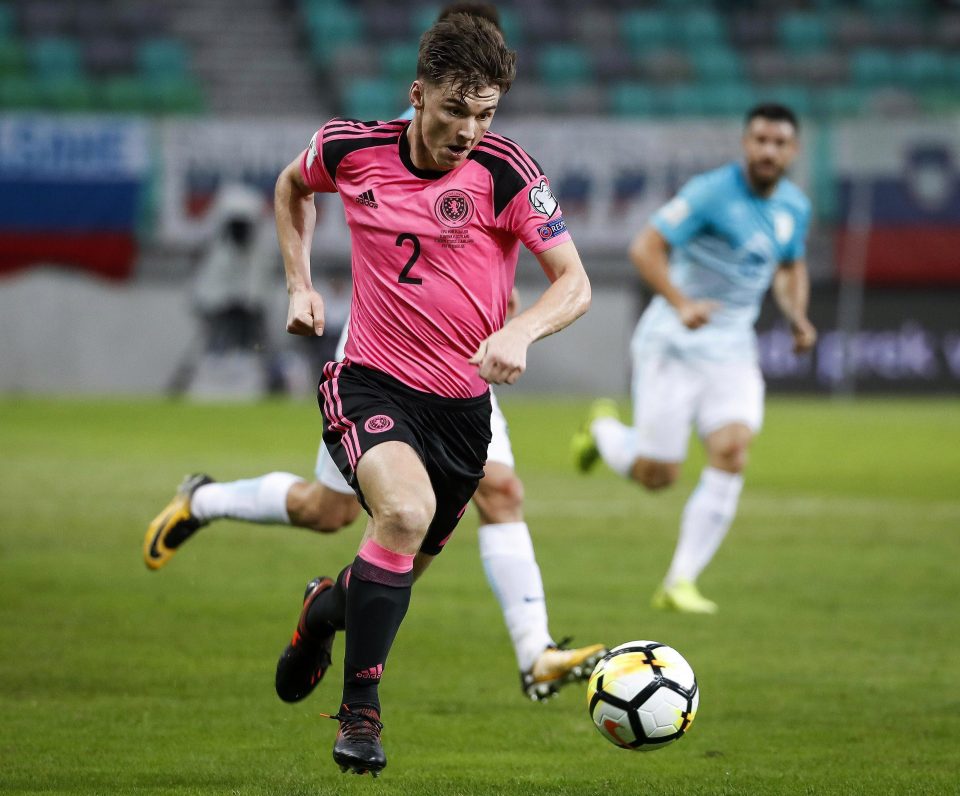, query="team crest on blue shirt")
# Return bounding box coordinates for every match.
[435,189,475,228]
